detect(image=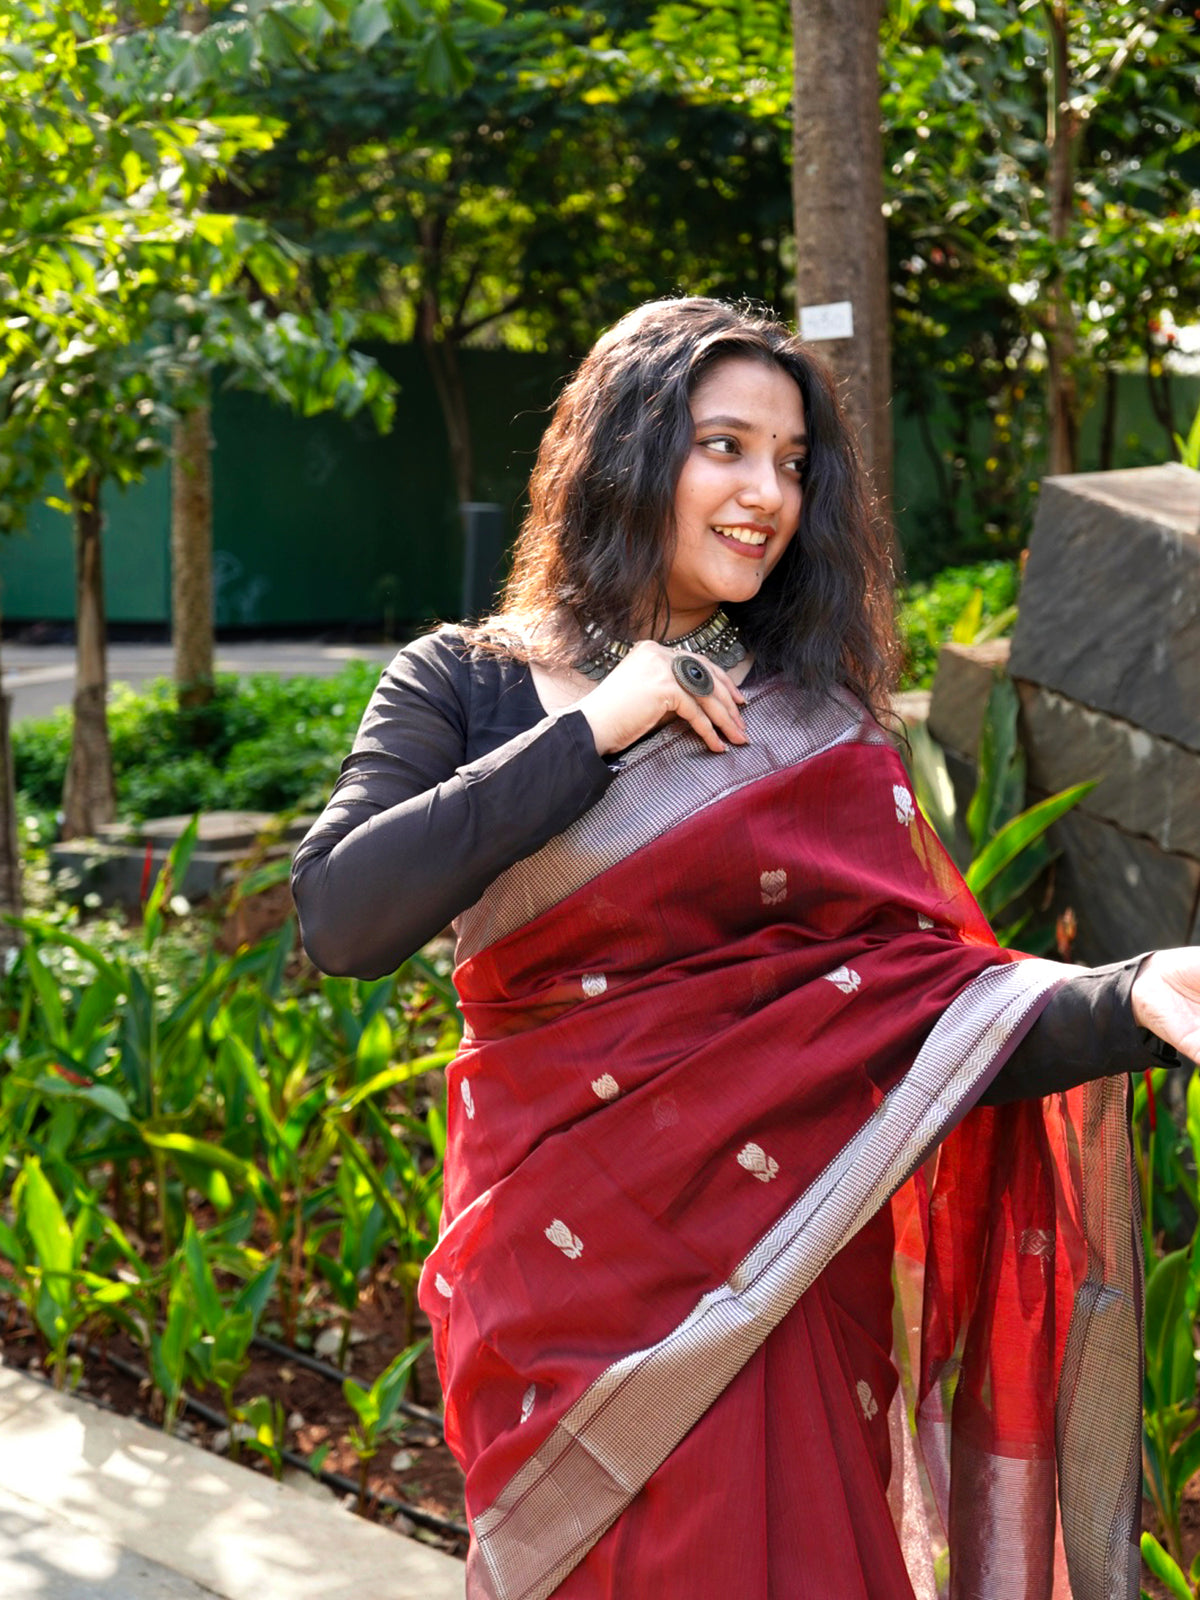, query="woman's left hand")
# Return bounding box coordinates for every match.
[1130,949,1200,1066]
